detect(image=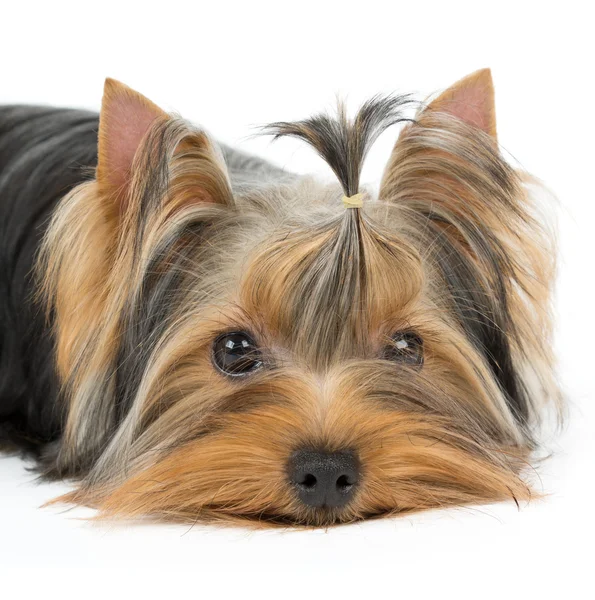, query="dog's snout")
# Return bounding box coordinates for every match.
[288,450,359,508]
